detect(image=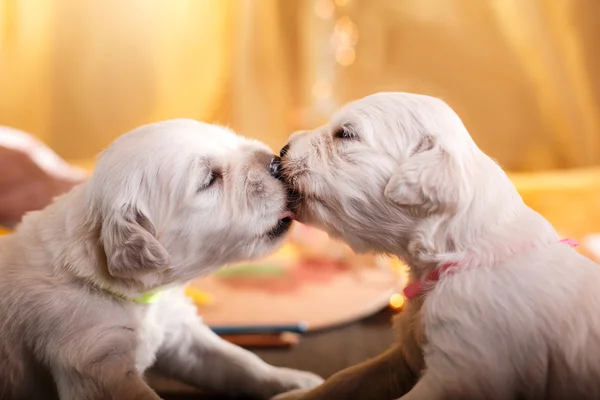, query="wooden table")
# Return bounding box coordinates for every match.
[152,308,396,399]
